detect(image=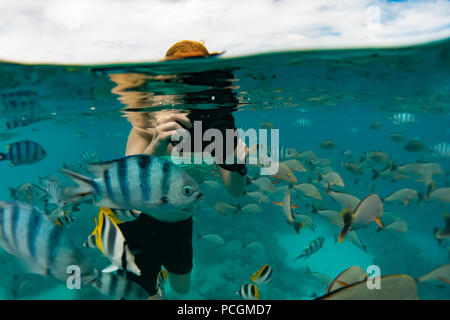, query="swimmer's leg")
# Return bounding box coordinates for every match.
[167,271,191,295]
